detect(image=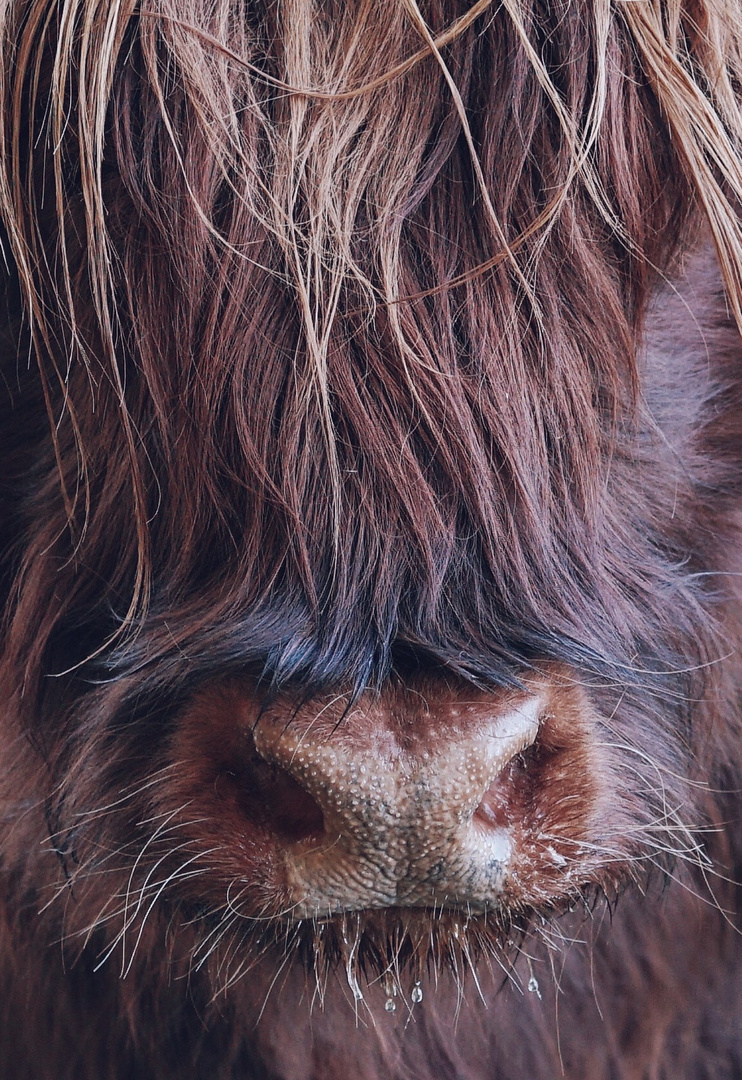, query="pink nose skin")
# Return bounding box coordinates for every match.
[248,693,543,919]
